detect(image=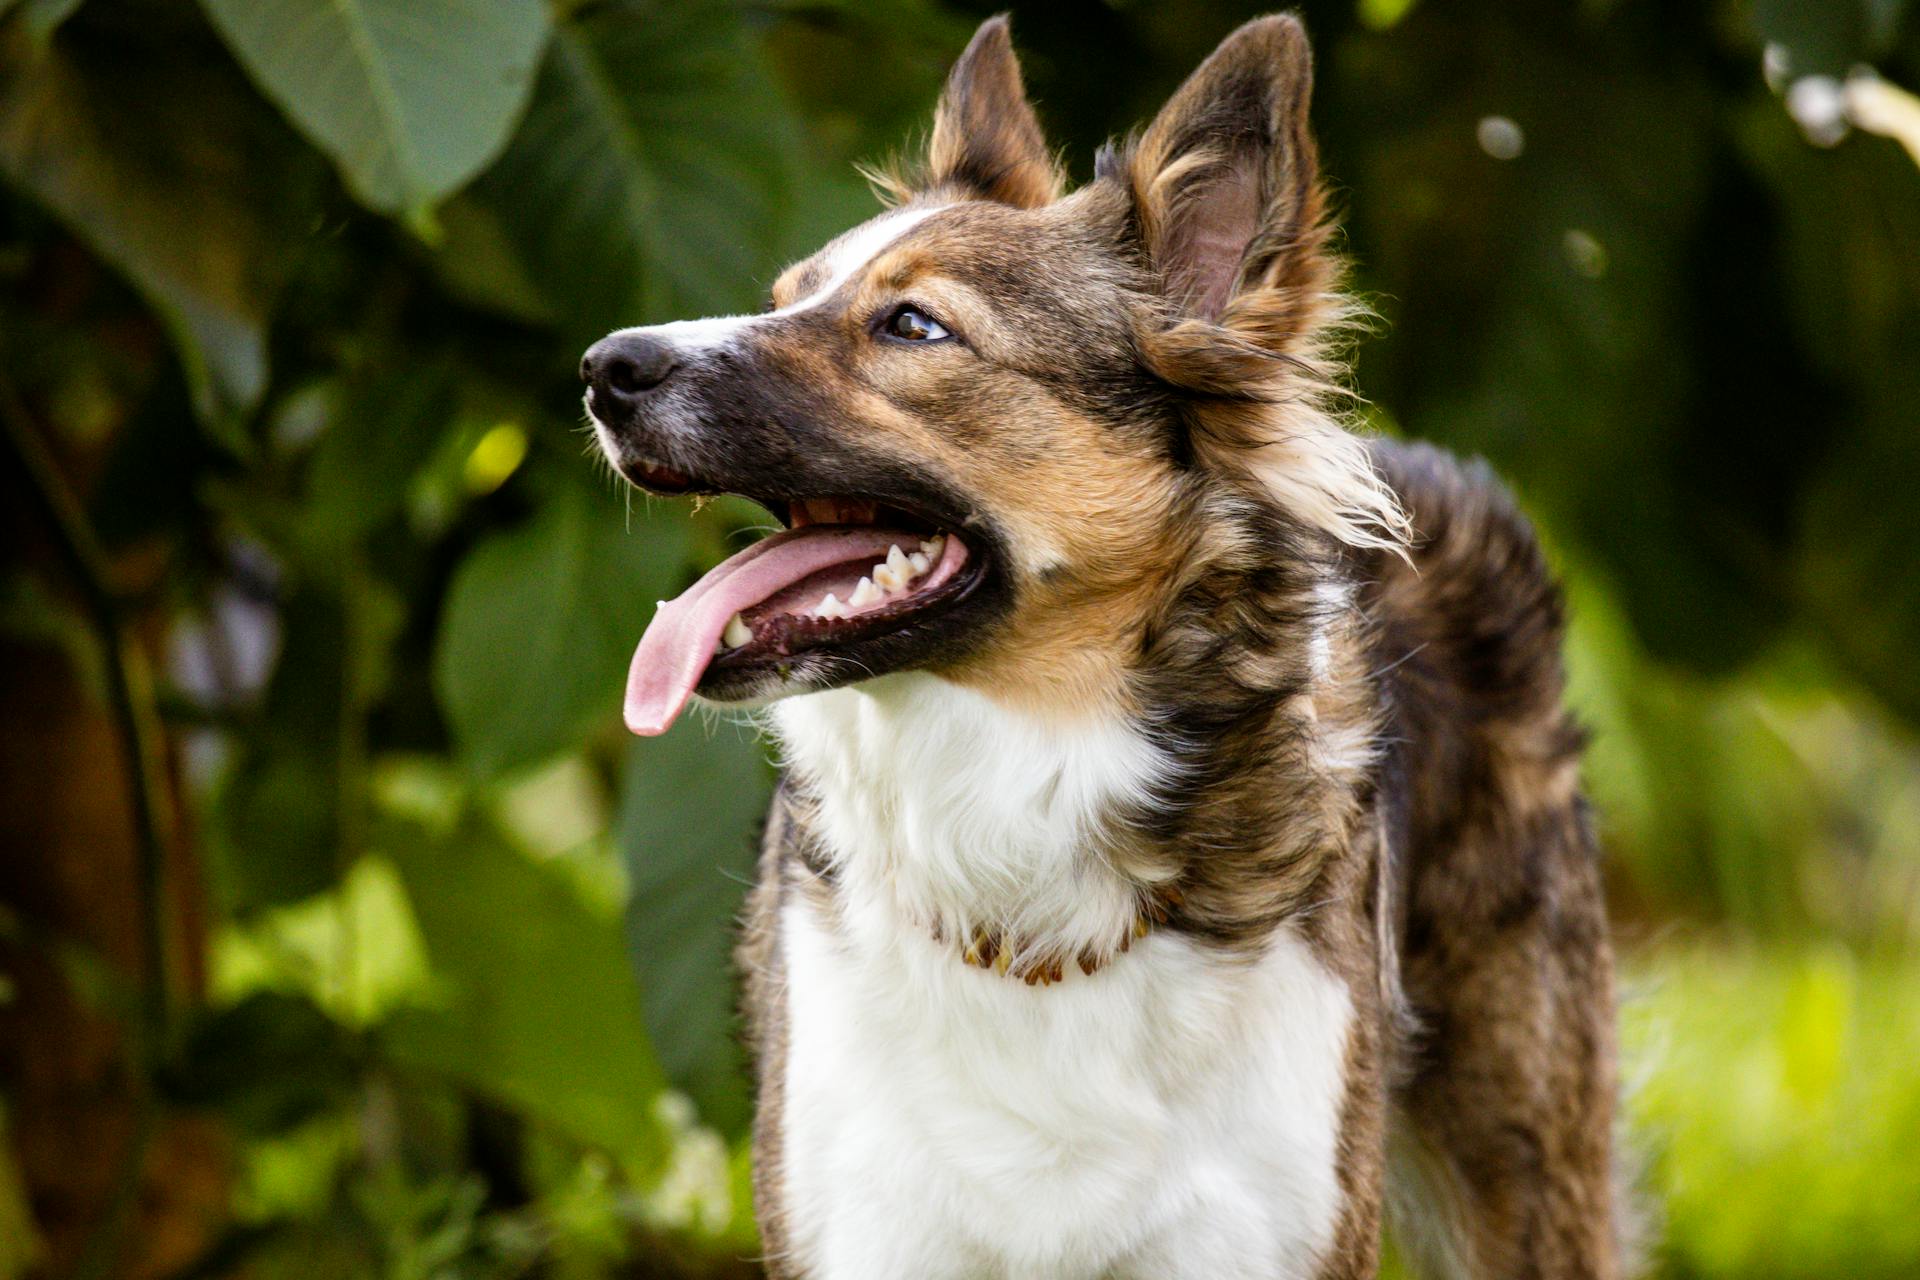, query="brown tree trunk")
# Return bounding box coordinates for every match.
[1,424,227,1280]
